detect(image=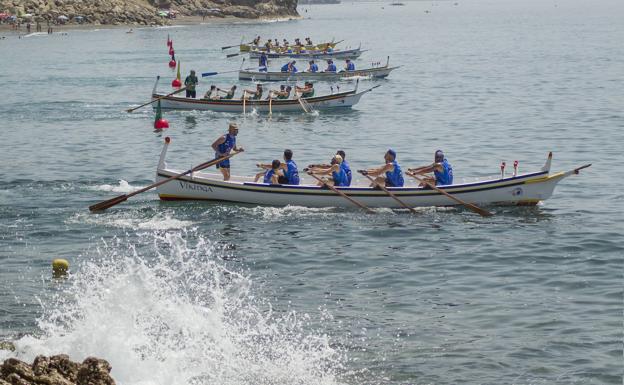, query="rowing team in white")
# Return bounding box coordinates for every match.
[211,123,454,188]
[202,82,314,101]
